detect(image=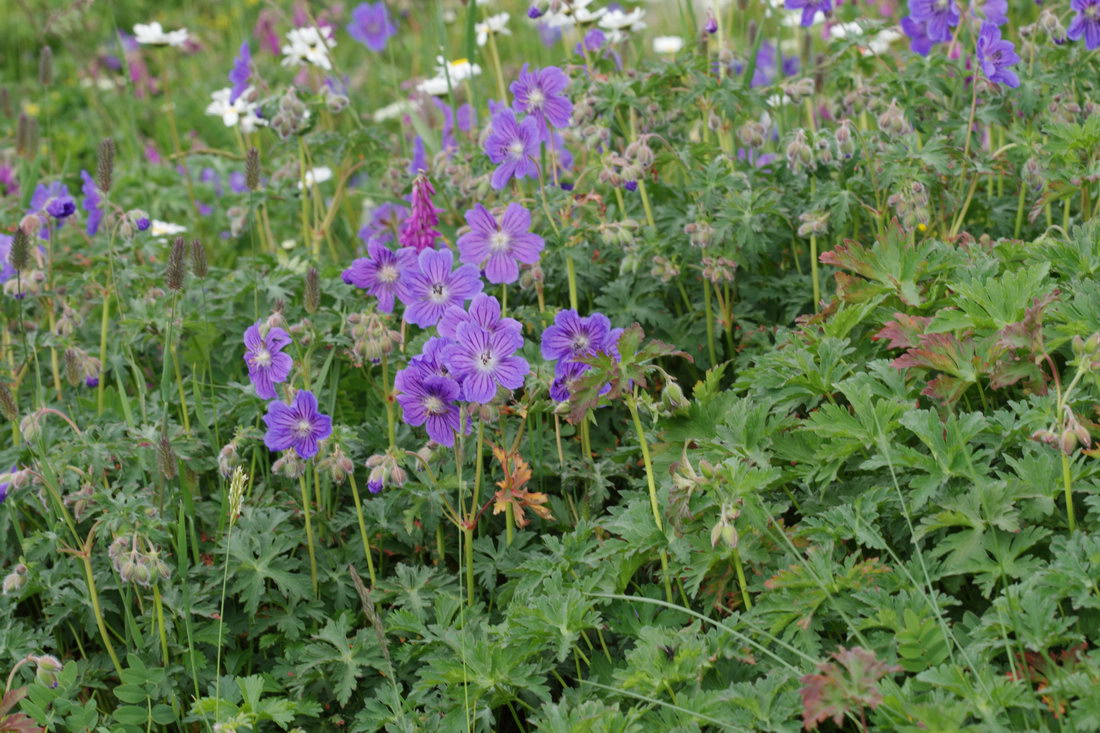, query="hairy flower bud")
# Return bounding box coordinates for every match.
[304,267,320,314]
[166,237,187,291]
[2,563,27,595]
[661,381,689,414]
[38,46,53,86]
[877,99,909,136]
[218,440,240,478]
[190,239,208,279]
[31,655,63,689]
[0,382,17,421]
[10,228,31,271]
[157,434,178,480]
[246,147,261,191]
